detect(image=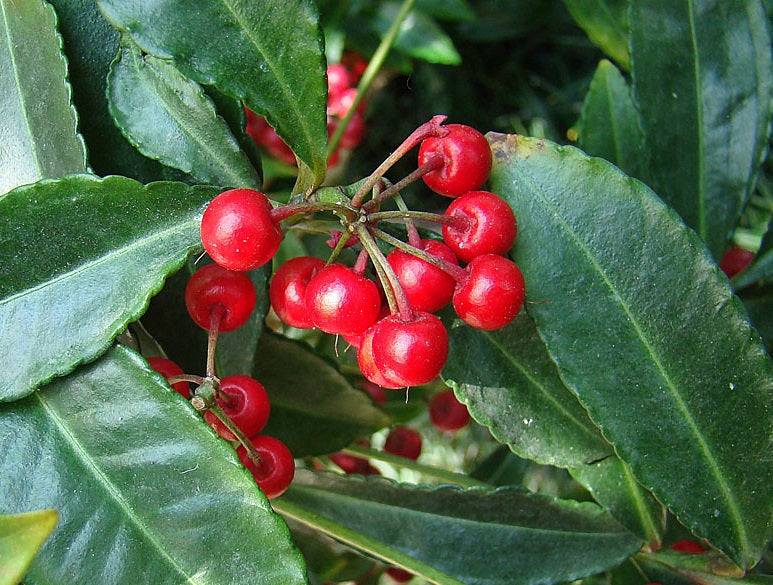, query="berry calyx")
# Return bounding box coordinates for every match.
[387,239,459,313]
[369,312,449,387]
[442,190,517,263]
[429,389,470,432]
[384,426,422,460]
[237,435,295,499]
[147,357,190,398]
[204,375,271,441]
[200,188,283,271]
[305,264,382,336]
[418,124,492,197]
[453,254,525,330]
[184,264,256,332]
[269,256,326,329]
